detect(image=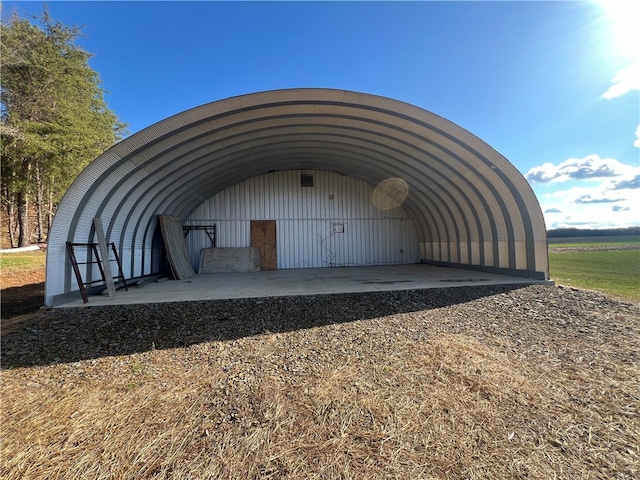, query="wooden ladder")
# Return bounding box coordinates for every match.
[65,242,128,303]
